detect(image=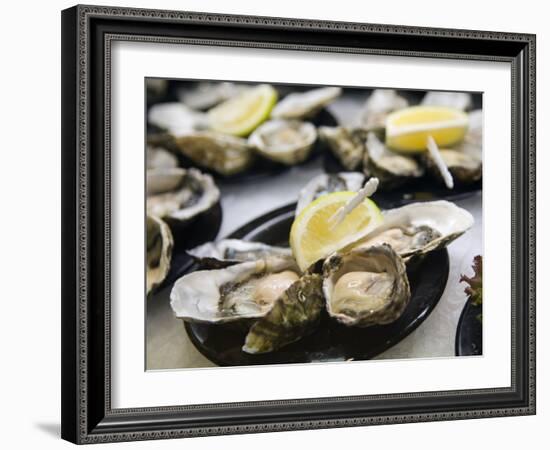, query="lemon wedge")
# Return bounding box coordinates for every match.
[208,84,278,137]
[290,192,383,271]
[385,106,469,152]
